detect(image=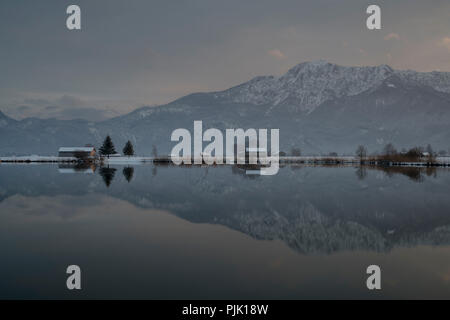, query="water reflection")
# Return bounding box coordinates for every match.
[58,163,96,174]
[356,165,438,182]
[98,166,117,187]
[91,163,442,186]
[355,166,367,180]
[1,164,450,254]
[381,166,436,182]
[122,166,134,183]
[1,164,450,298]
